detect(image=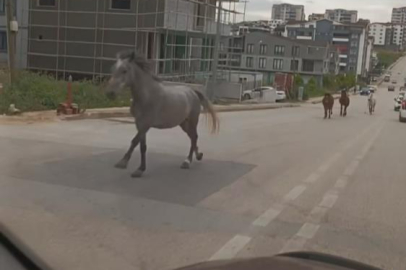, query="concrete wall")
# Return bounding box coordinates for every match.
[0,0,28,69]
